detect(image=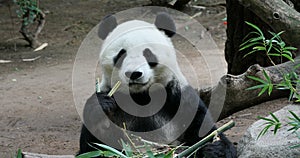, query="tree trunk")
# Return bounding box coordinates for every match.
[225,0,300,75]
[200,58,300,120]
[19,9,45,48]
